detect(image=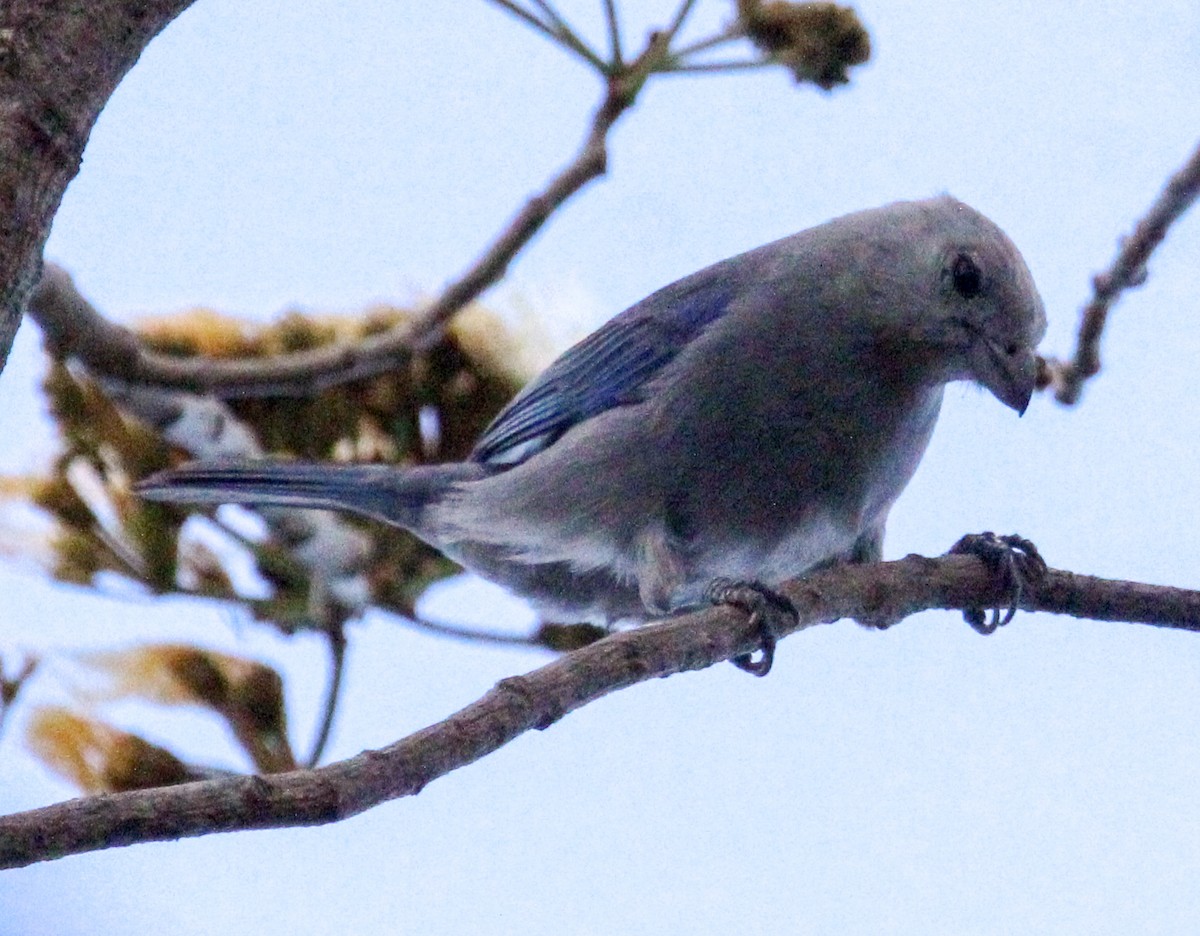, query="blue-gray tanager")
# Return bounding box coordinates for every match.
[137,196,1046,671]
